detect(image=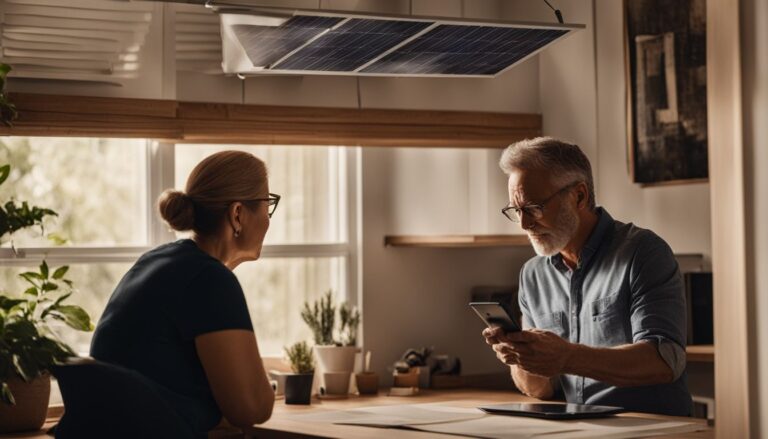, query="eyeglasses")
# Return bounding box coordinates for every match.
[501,182,580,223]
[247,193,281,218]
